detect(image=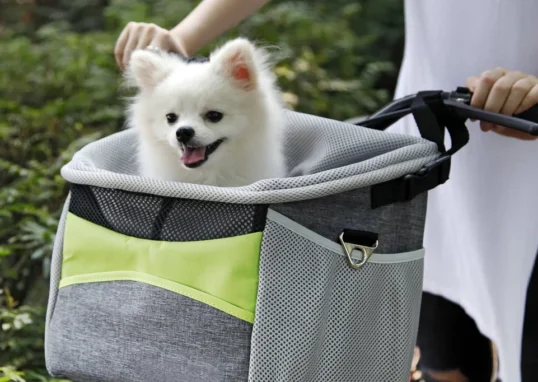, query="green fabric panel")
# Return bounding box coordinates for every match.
[61,213,261,322]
